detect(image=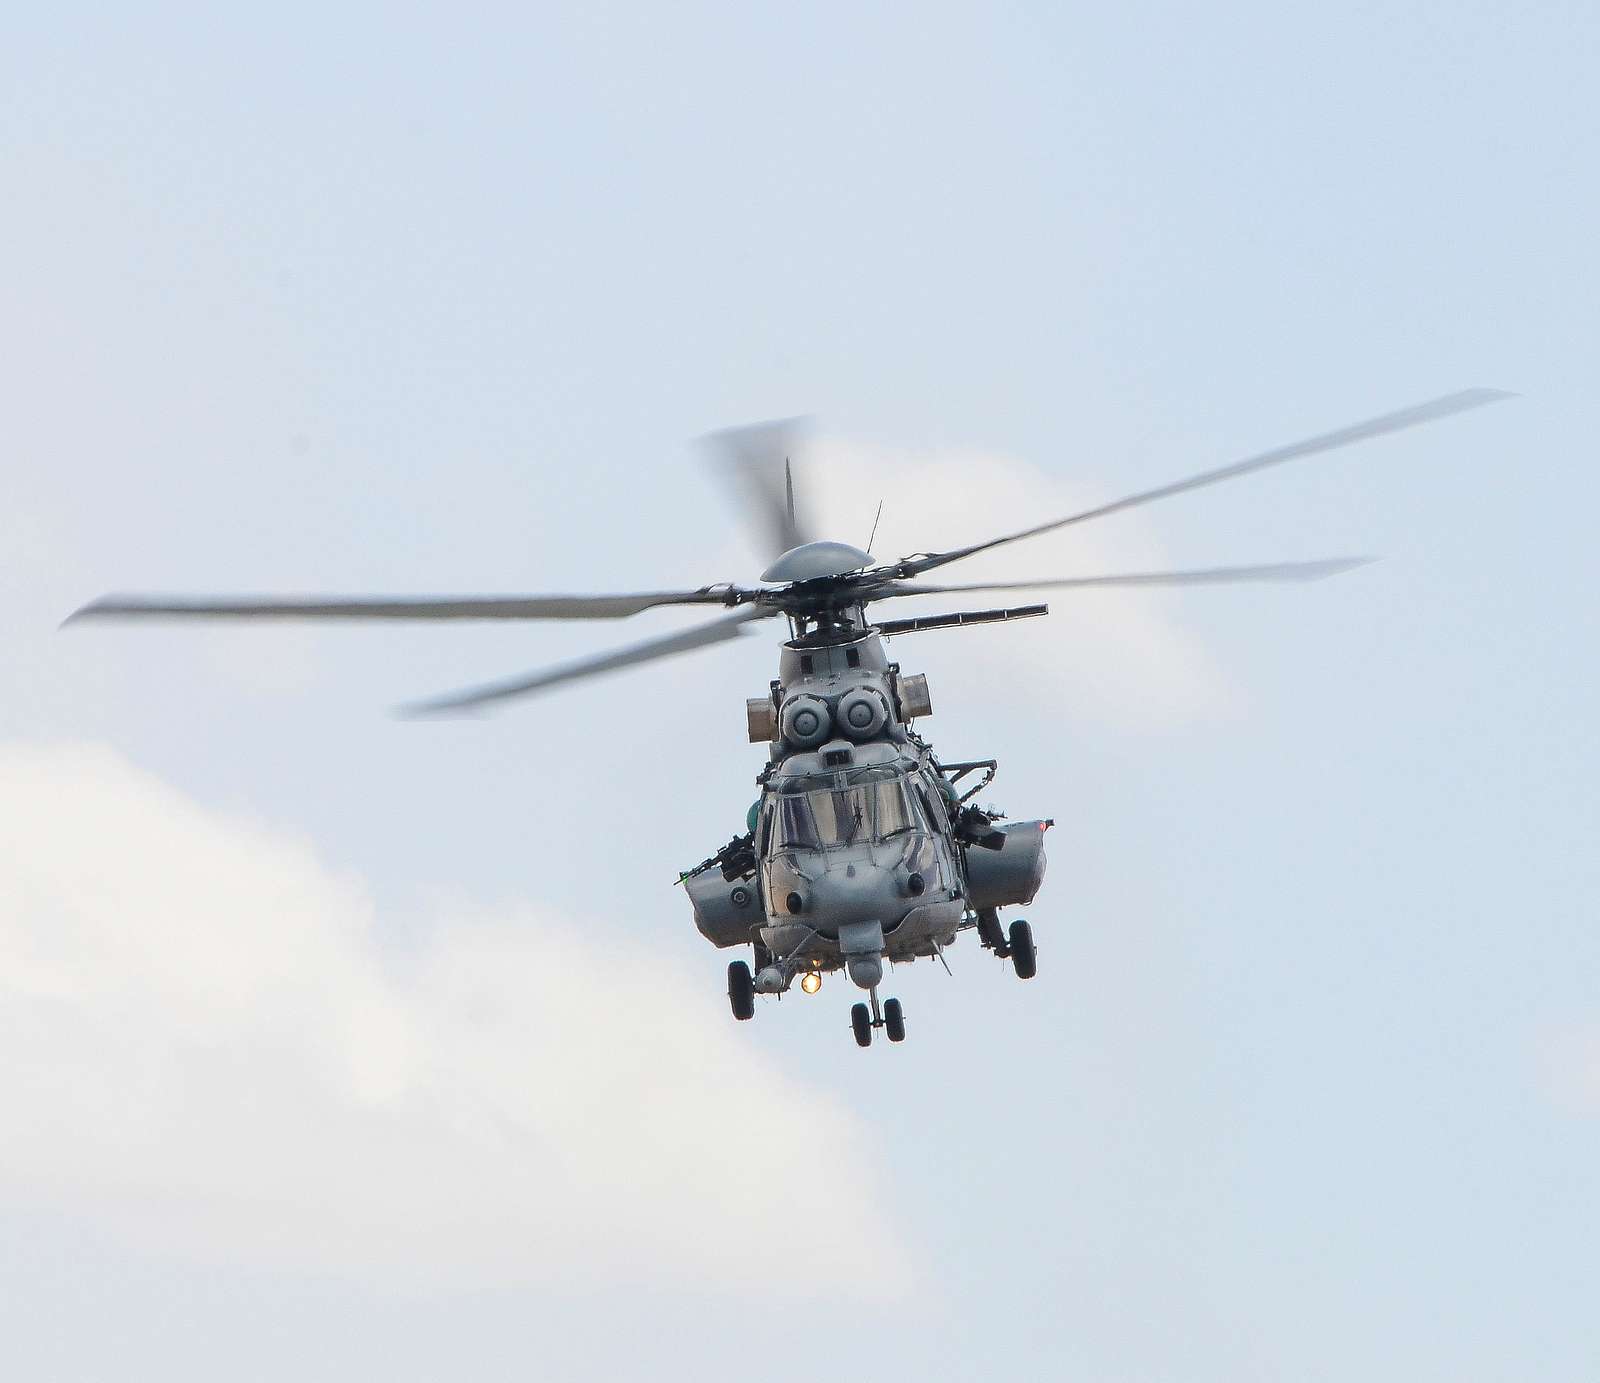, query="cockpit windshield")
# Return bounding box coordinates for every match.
[772,774,922,850]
